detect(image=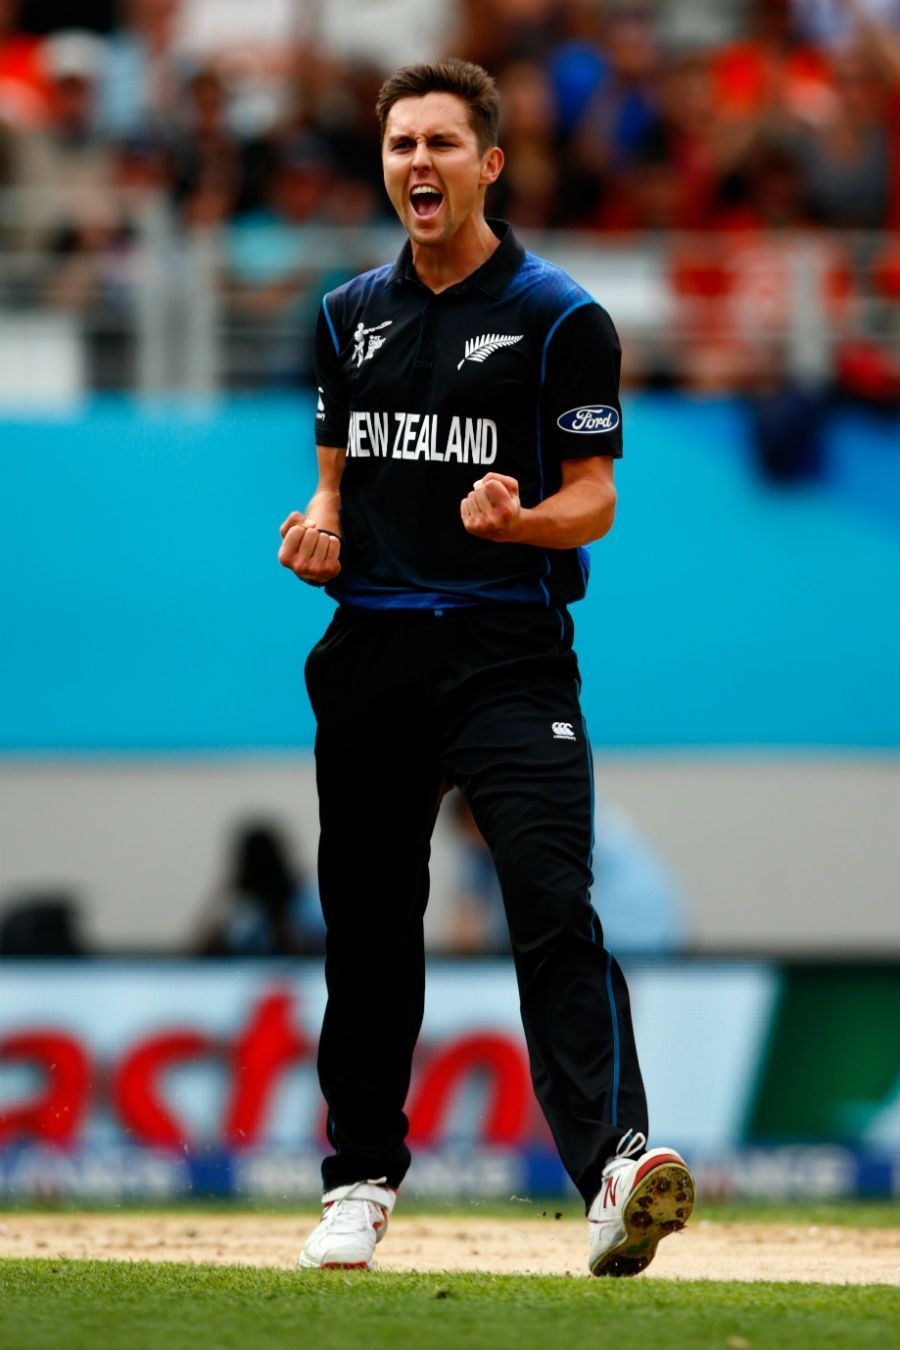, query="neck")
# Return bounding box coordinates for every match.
[410,214,501,294]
